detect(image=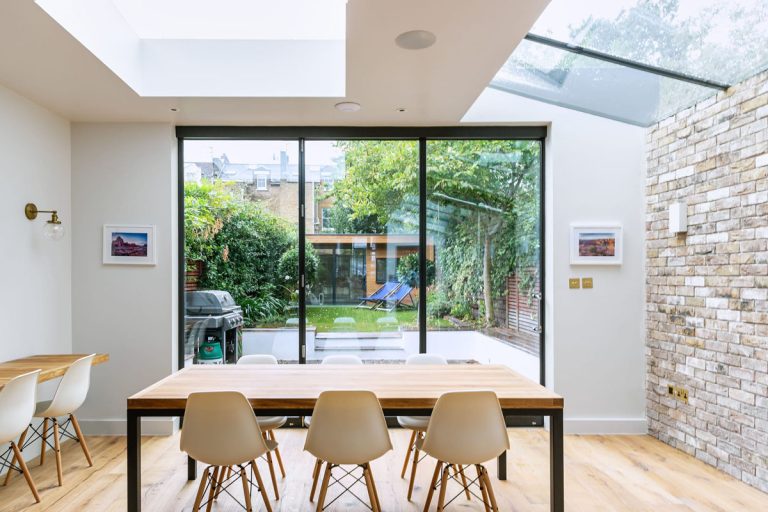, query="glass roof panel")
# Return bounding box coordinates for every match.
[530,0,768,85]
[491,39,714,126]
